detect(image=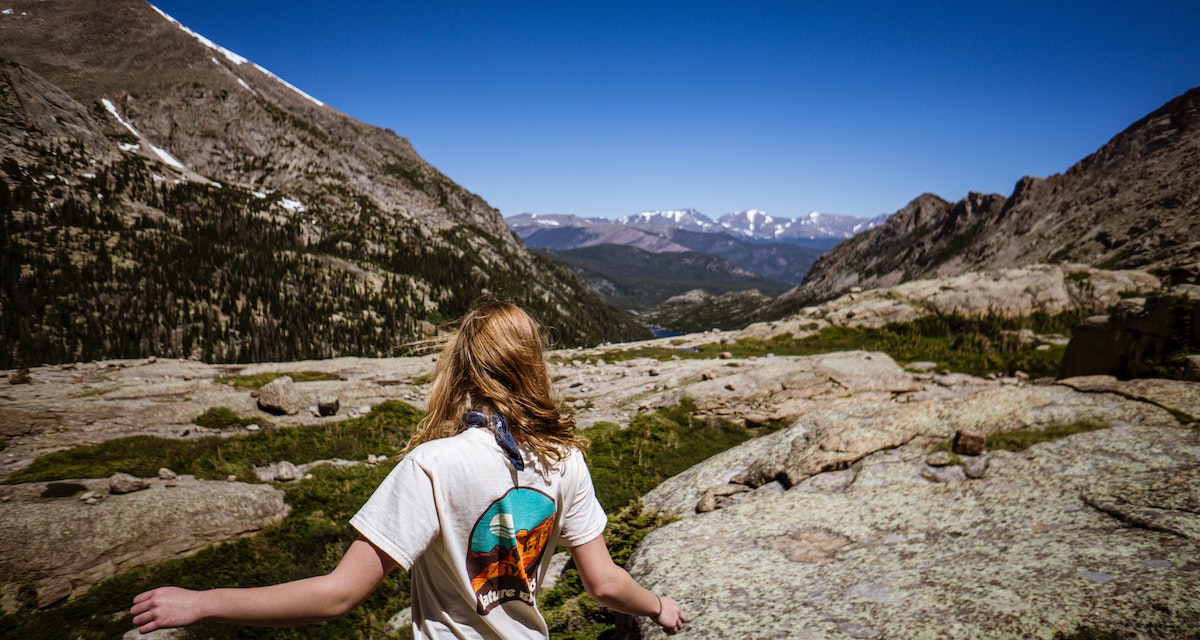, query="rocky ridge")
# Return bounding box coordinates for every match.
[778,86,1200,311]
